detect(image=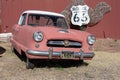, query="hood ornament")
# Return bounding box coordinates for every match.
[58,29,69,33]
